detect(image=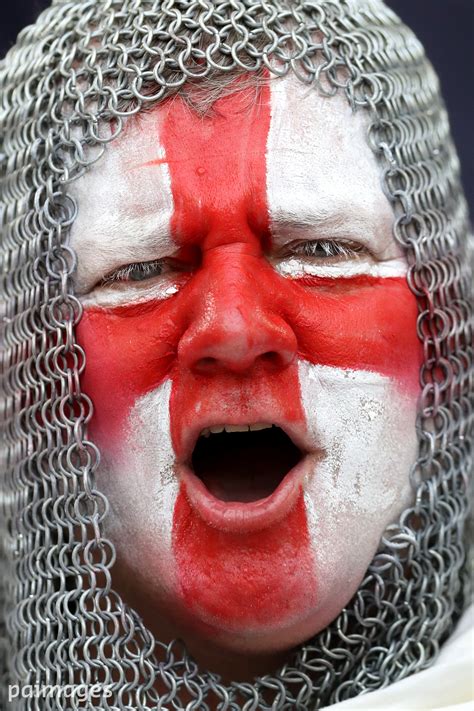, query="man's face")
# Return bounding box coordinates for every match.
[71,75,421,655]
